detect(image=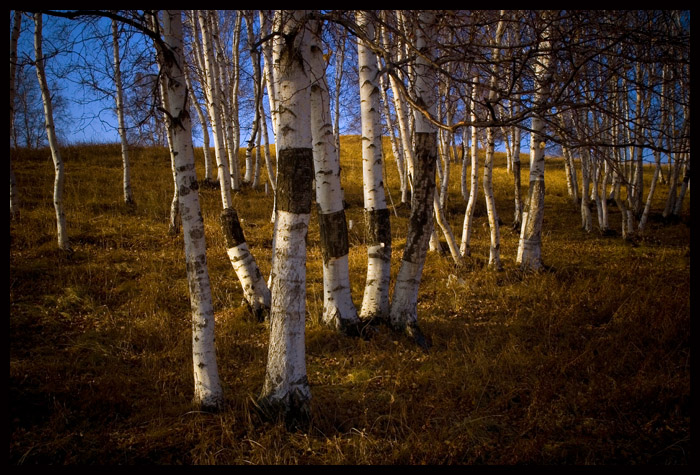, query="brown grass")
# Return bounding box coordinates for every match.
[10,138,690,464]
